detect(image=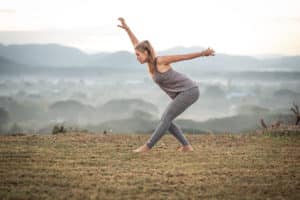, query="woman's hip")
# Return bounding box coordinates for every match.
[179,86,199,102]
[170,87,200,108]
